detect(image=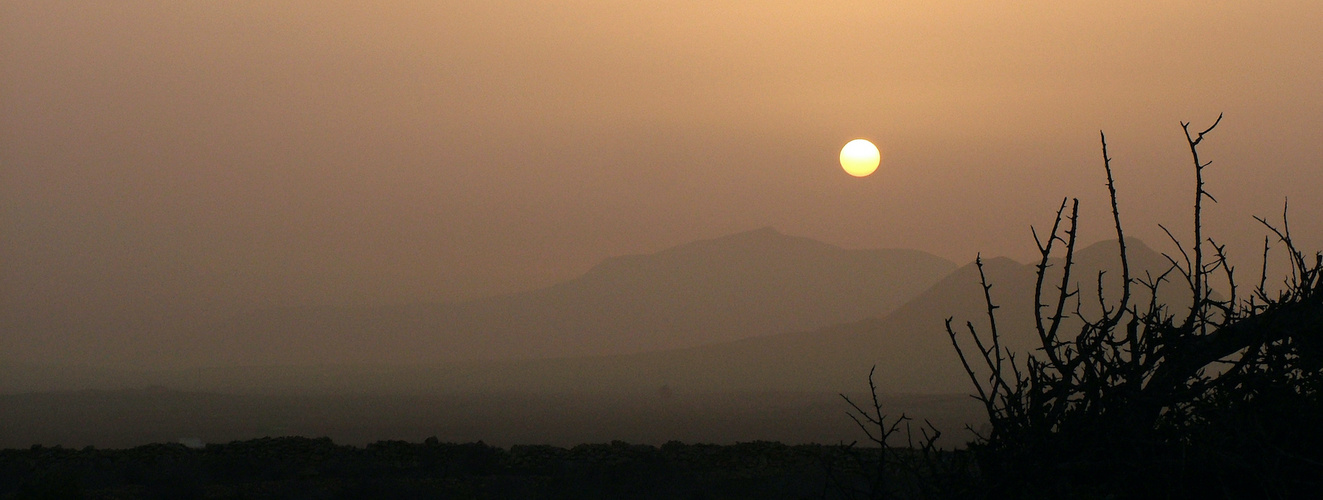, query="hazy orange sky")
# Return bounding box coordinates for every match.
[3,1,1321,346]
